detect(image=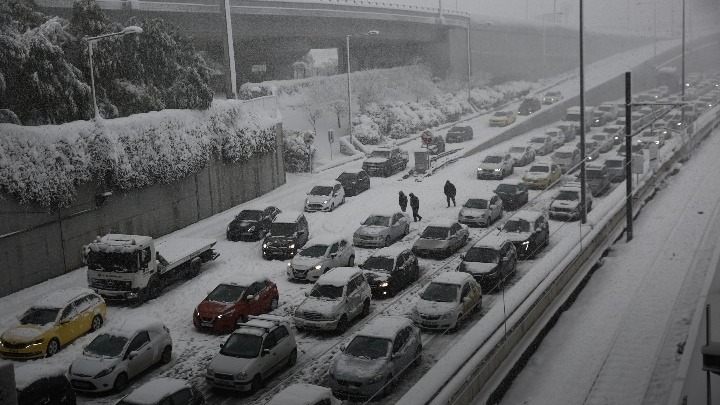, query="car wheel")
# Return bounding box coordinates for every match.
[413,344,423,366]
[113,373,129,393]
[452,313,463,332]
[330,203,335,212]
[46,338,60,357]
[161,345,172,364]
[90,315,103,332]
[270,297,279,310]
[361,299,371,318]
[348,255,355,267]
[250,375,263,394]
[384,236,391,247]
[288,348,297,367]
[383,374,395,397]
[337,315,349,333]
